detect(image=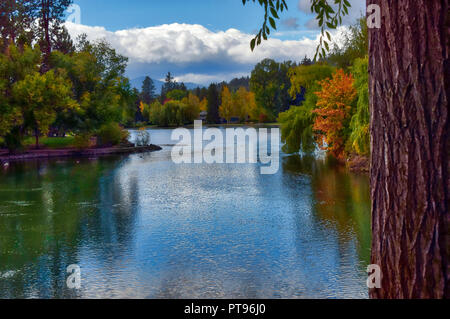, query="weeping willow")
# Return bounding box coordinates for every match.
[278,64,334,154]
[278,102,316,154]
[349,57,370,155]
